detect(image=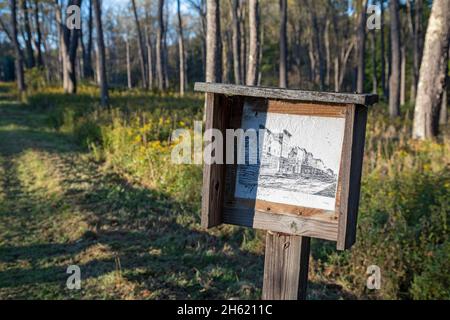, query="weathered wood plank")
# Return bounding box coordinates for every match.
[252,99,348,118]
[195,82,379,106]
[343,105,368,249]
[262,233,311,300]
[201,93,229,228]
[336,104,356,250]
[228,198,338,222]
[223,206,338,241]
